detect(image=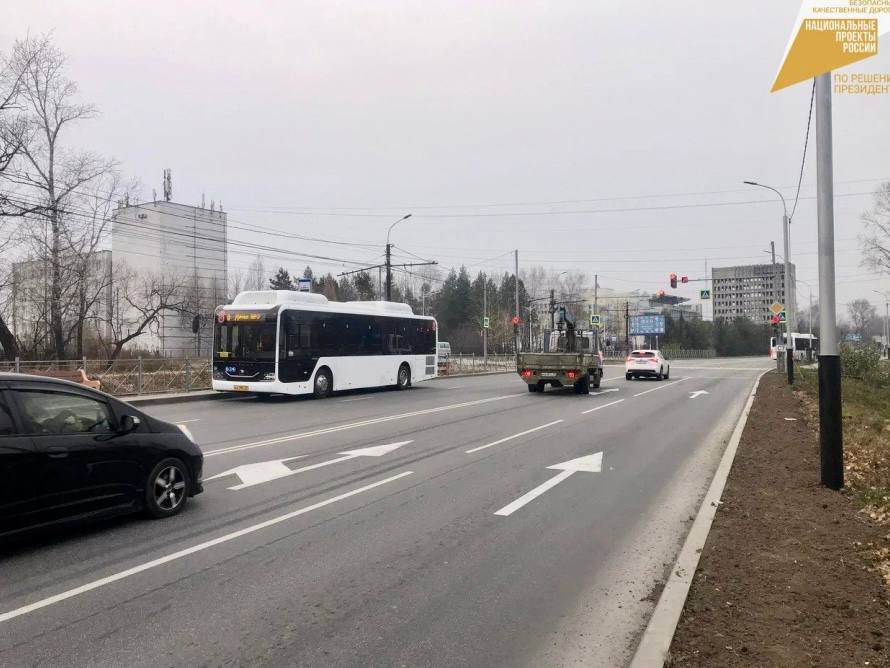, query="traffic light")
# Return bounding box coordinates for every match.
[511,315,520,325]
[669,272,678,289]
[681,276,689,284]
